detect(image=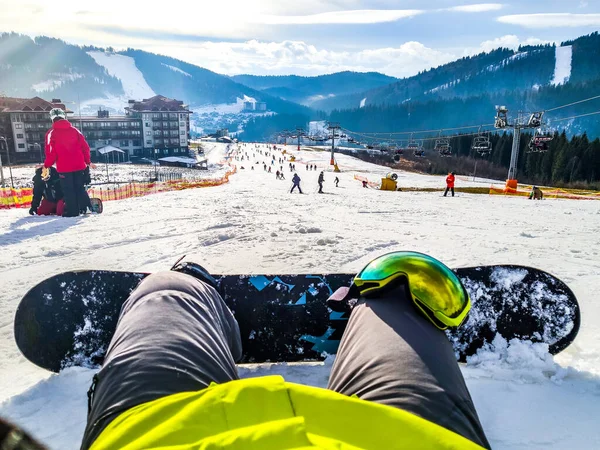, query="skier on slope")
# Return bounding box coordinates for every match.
[334,176,340,187]
[318,171,325,193]
[291,173,303,193]
[444,172,455,197]
[29,166,65,216]
[0,253,490,450]
[44,108,95,217]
